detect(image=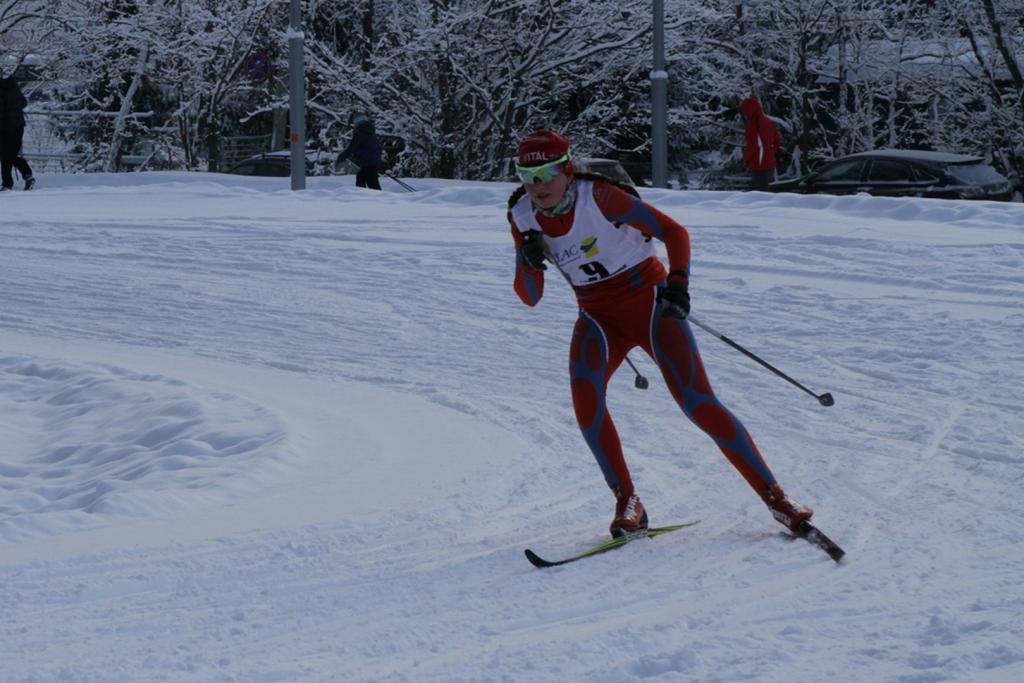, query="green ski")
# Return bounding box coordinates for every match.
[525,521,700,568]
